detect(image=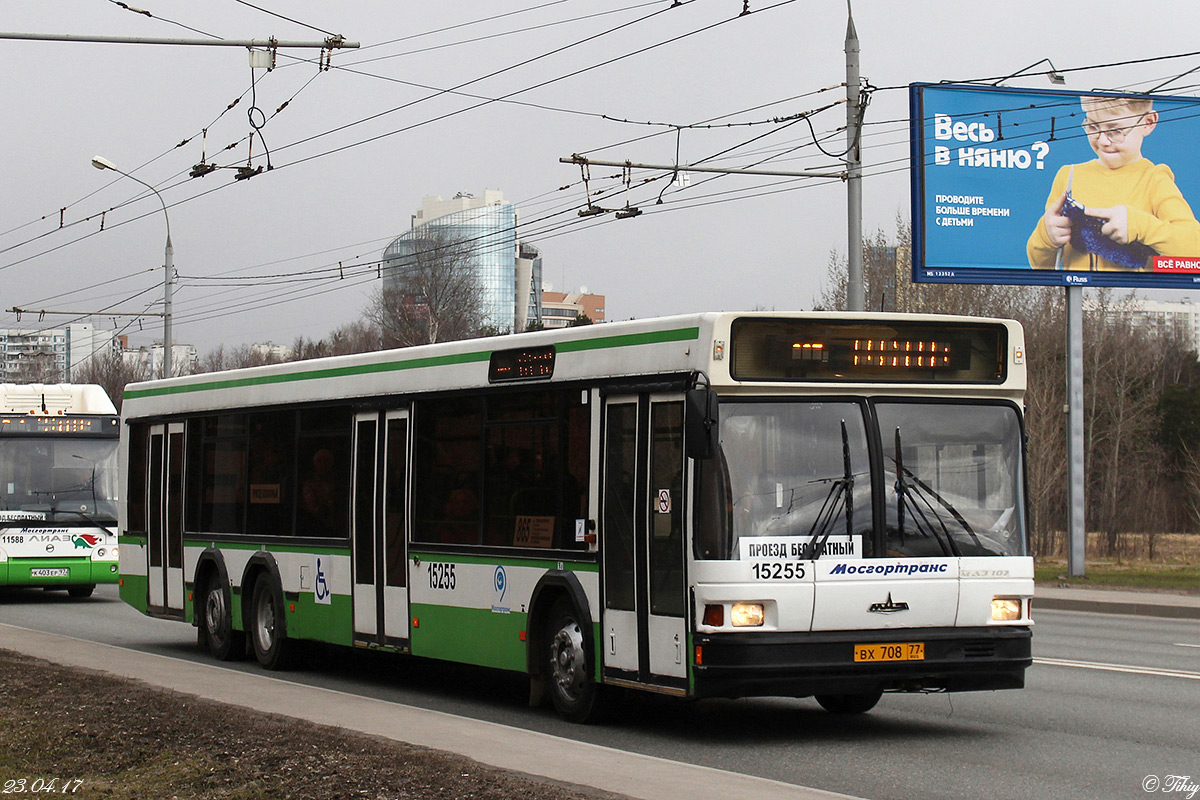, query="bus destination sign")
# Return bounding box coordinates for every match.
[0,415,119,437]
